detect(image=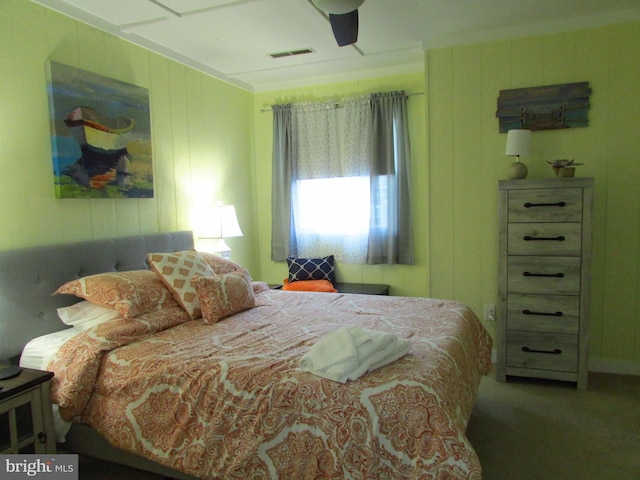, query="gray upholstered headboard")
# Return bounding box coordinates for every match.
[0,231,194,360]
